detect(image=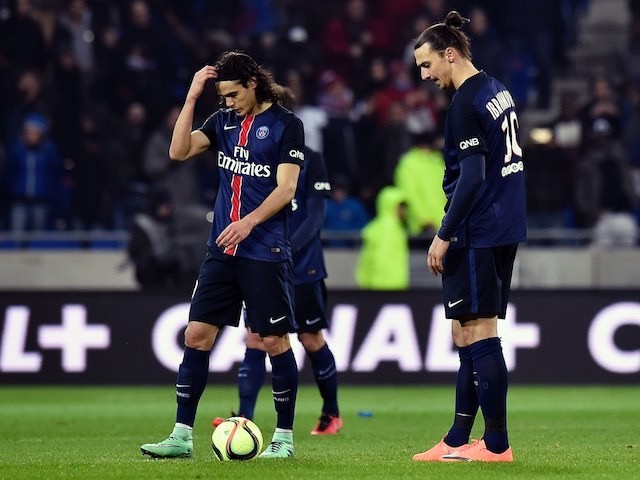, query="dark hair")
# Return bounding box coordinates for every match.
[414,11,472,60]
[214,51,278,104]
